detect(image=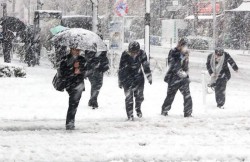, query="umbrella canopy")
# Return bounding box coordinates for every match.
[50,25,69,36]
[52,28,107,52]
[0,16,26,32]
